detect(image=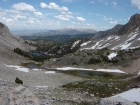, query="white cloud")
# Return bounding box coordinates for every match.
[72,22,76,24]
[112,2,117,7]
[86,23,91,25]
[100,1,108,5]
[131,0,140,10]
[54,14,73,20]
[13,14,26,20]
[77,17,86,21]
[3,0,7,2]
[110,20,117,25]
[12,2,36,11]
[40,2,68,12]
[34,12,43,16]
[89,1,95,4]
